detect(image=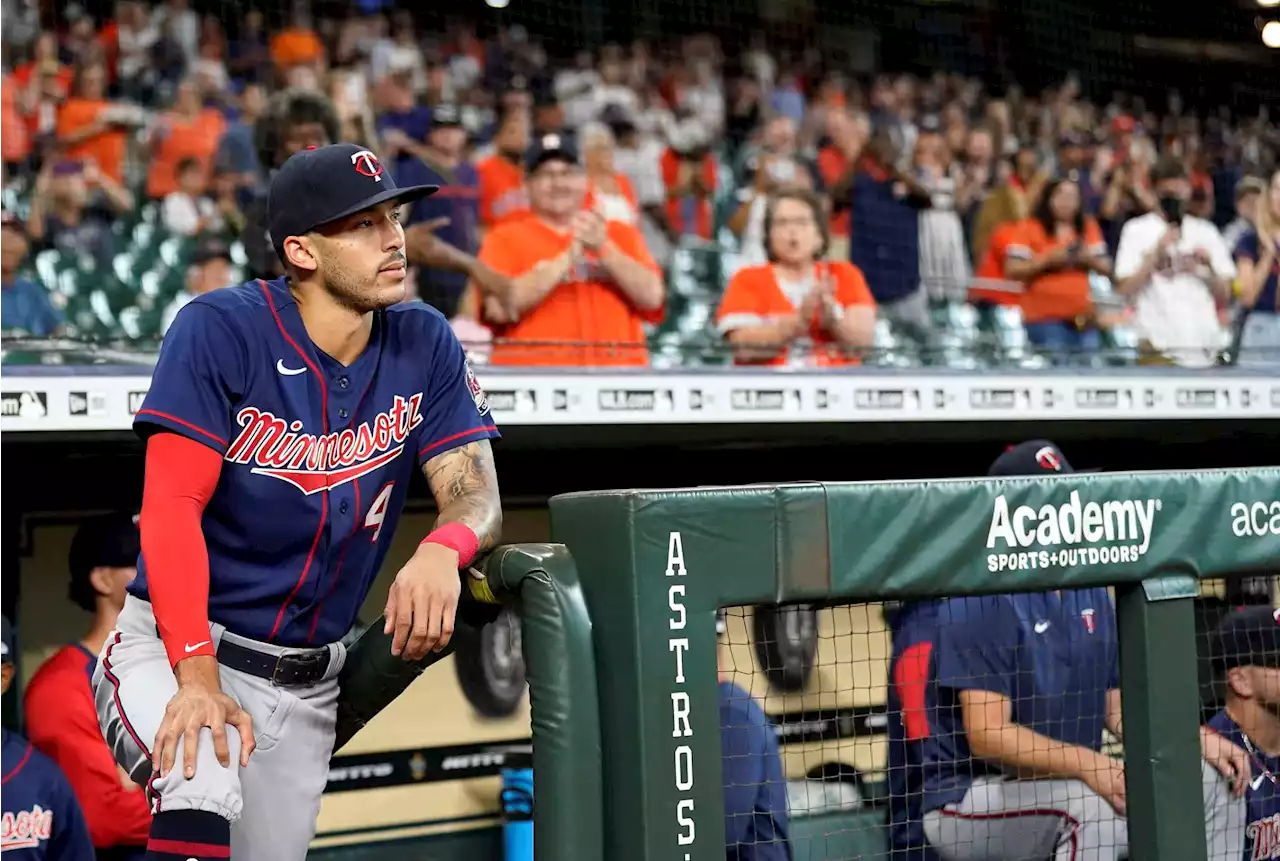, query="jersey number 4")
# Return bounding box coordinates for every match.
[365,482,395,542]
